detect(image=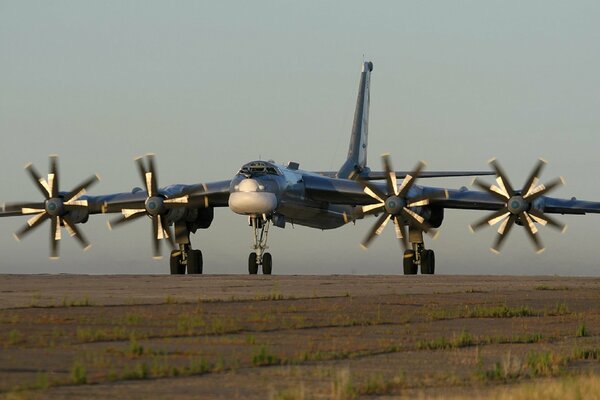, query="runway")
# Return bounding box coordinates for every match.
[1,274,599,399]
